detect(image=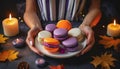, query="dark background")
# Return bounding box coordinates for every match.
[0,0,25,21]
[0,0,120,21]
